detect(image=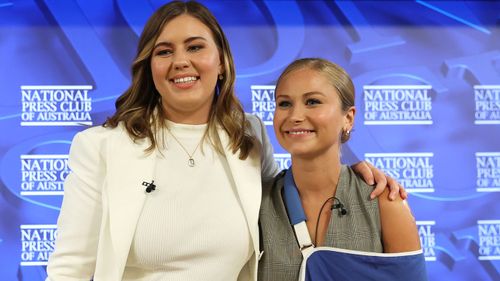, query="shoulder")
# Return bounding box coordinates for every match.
[75,123,121,139]
[71,125,118,150]
[74,123,134,145]
[69,124,131,162]
[378,187,421,252]
[377,183,414,220]
[245,112,262,124]
[78,122,128,137]
[261,170,287,216]
[245,113,265,136]
[341,165,376,199]
[262,170,285,196]
[337,165,381,222]
[71,125,108,149]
